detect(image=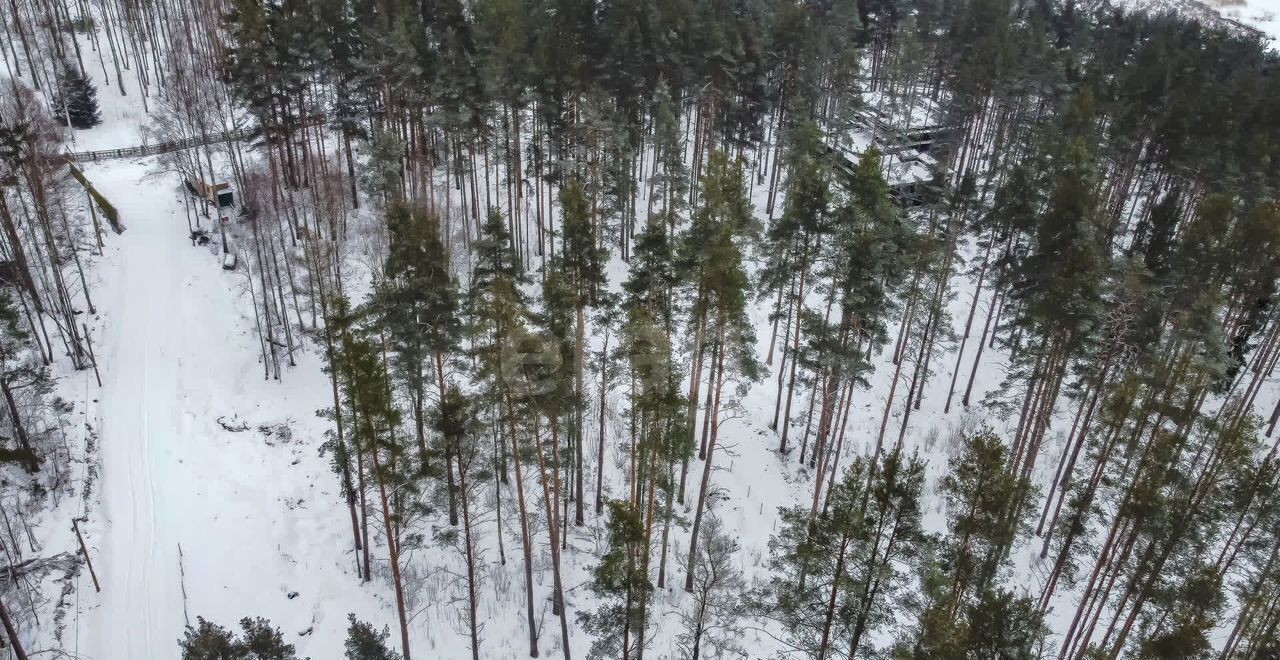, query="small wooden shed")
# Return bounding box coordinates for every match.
[186,177,235,208]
